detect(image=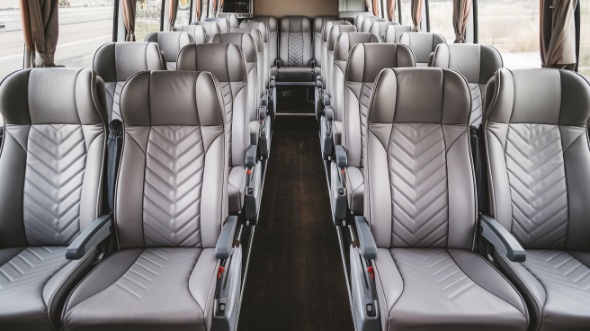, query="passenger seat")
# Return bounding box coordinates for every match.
[205,17,230,33]
[144,31,192,70]
[174,24,207,44]
[313,16,338,68]
[360,17,385,32]
[192,20,221,40]
[325,24,357,100]
[354,13,374,31]
[399,31,446,66]
[253,16,278,67]
[384,24,412,43]
[369,21,398,41]
[274,16,316,82]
